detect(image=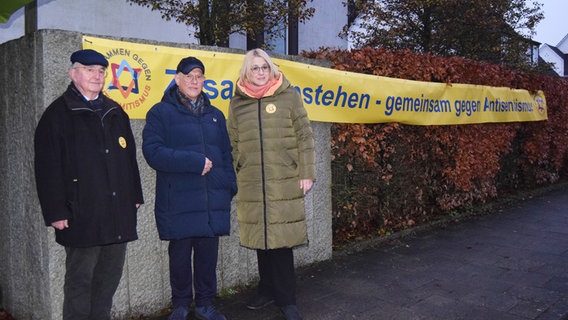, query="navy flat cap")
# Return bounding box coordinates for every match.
[176,57,205,74]
[70,49,108,67]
